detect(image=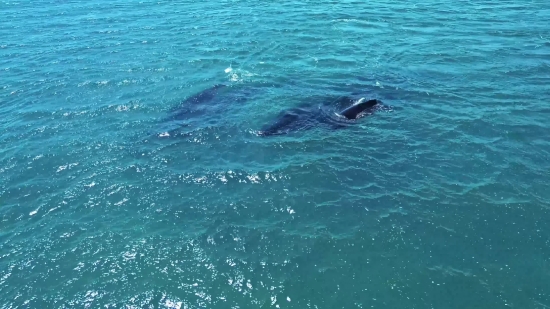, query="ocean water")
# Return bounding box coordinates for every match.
[1,0,550,308]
